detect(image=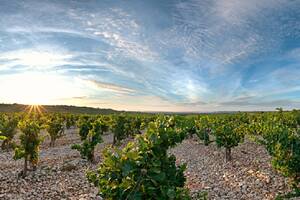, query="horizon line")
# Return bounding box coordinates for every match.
[0,102,297,114]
